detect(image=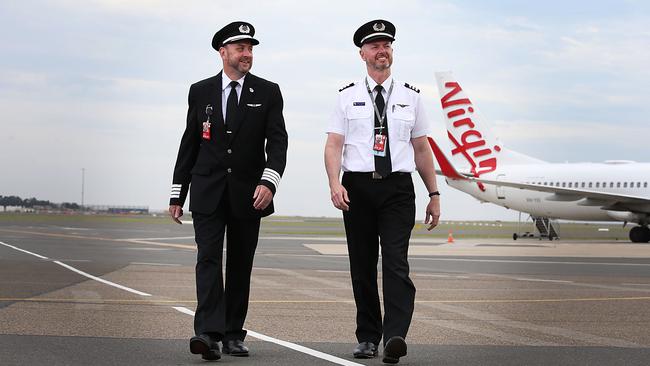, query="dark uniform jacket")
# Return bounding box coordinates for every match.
[169,72,288,218]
